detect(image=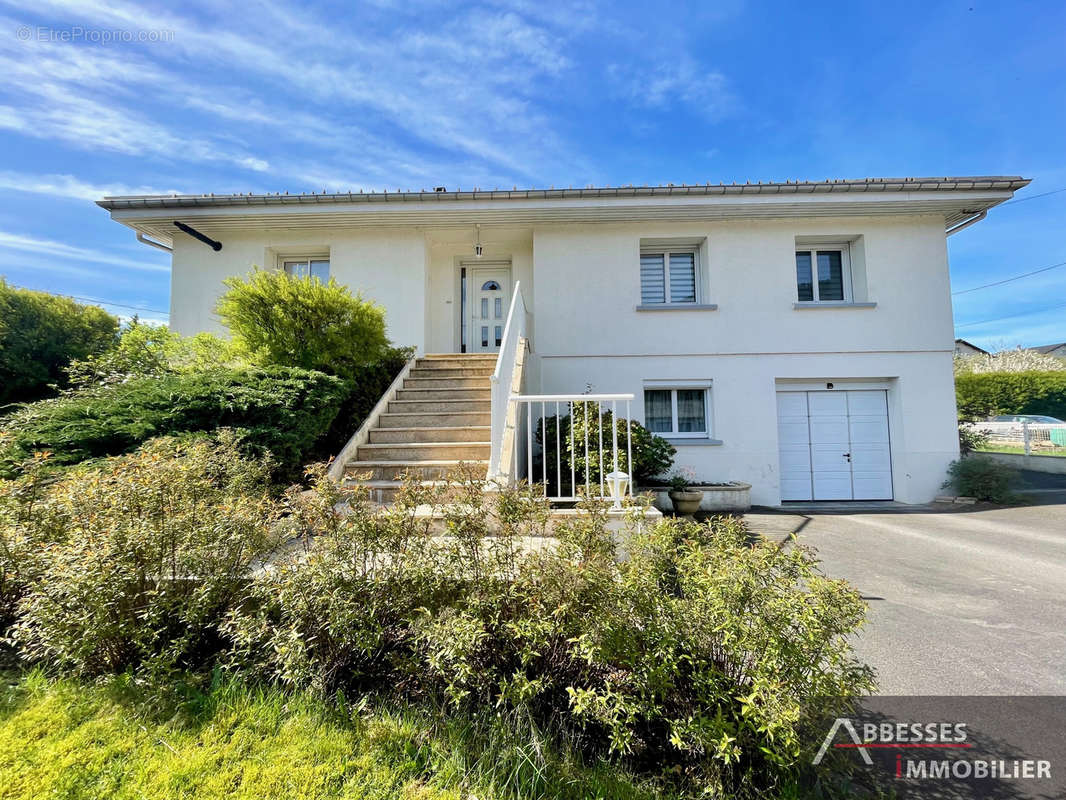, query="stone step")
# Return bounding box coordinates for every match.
[417,356,496,364]
[344,480,476,505]
[403,376,490,390]
[409,367,495,379]
[376,411,491,428]
[395,387,489,401]
[388,398,490,414]
[415,358,497,370]
[356,441,490,462]
[369,425,491,444]
[345,460,487,481]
